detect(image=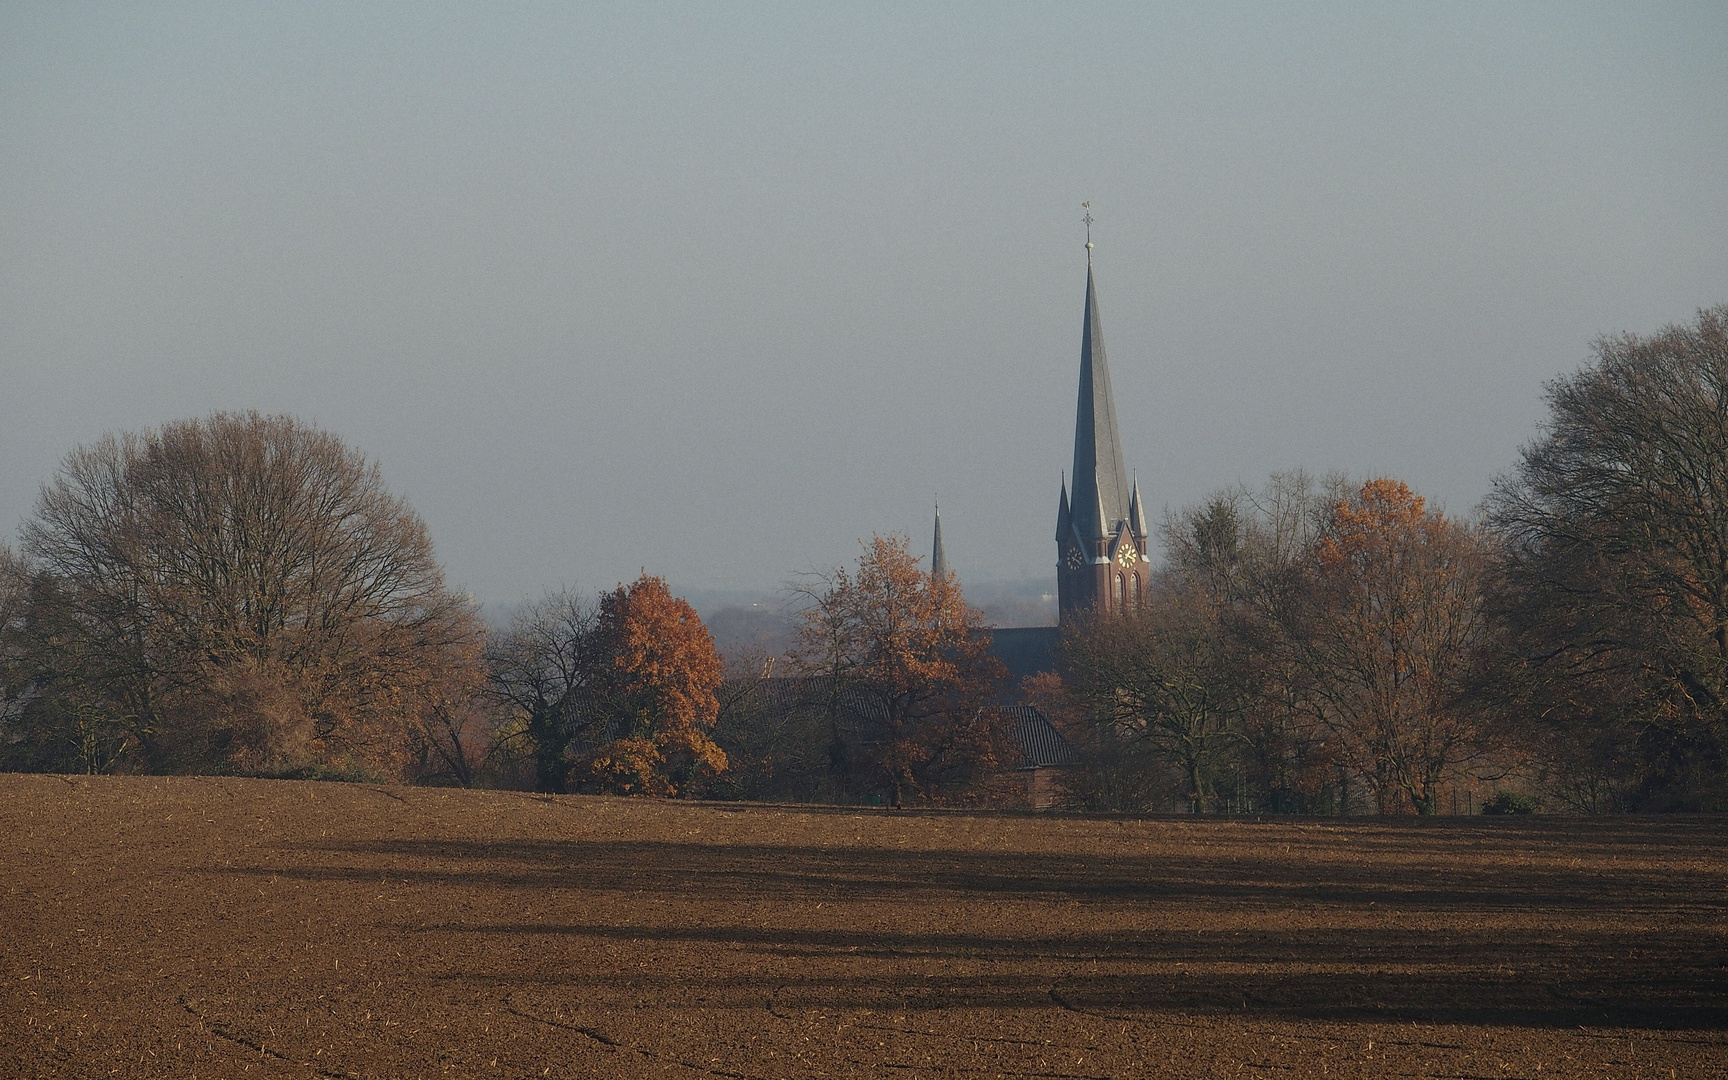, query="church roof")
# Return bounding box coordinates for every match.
[1068,264,1132,542]
[986,625,1060,679]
